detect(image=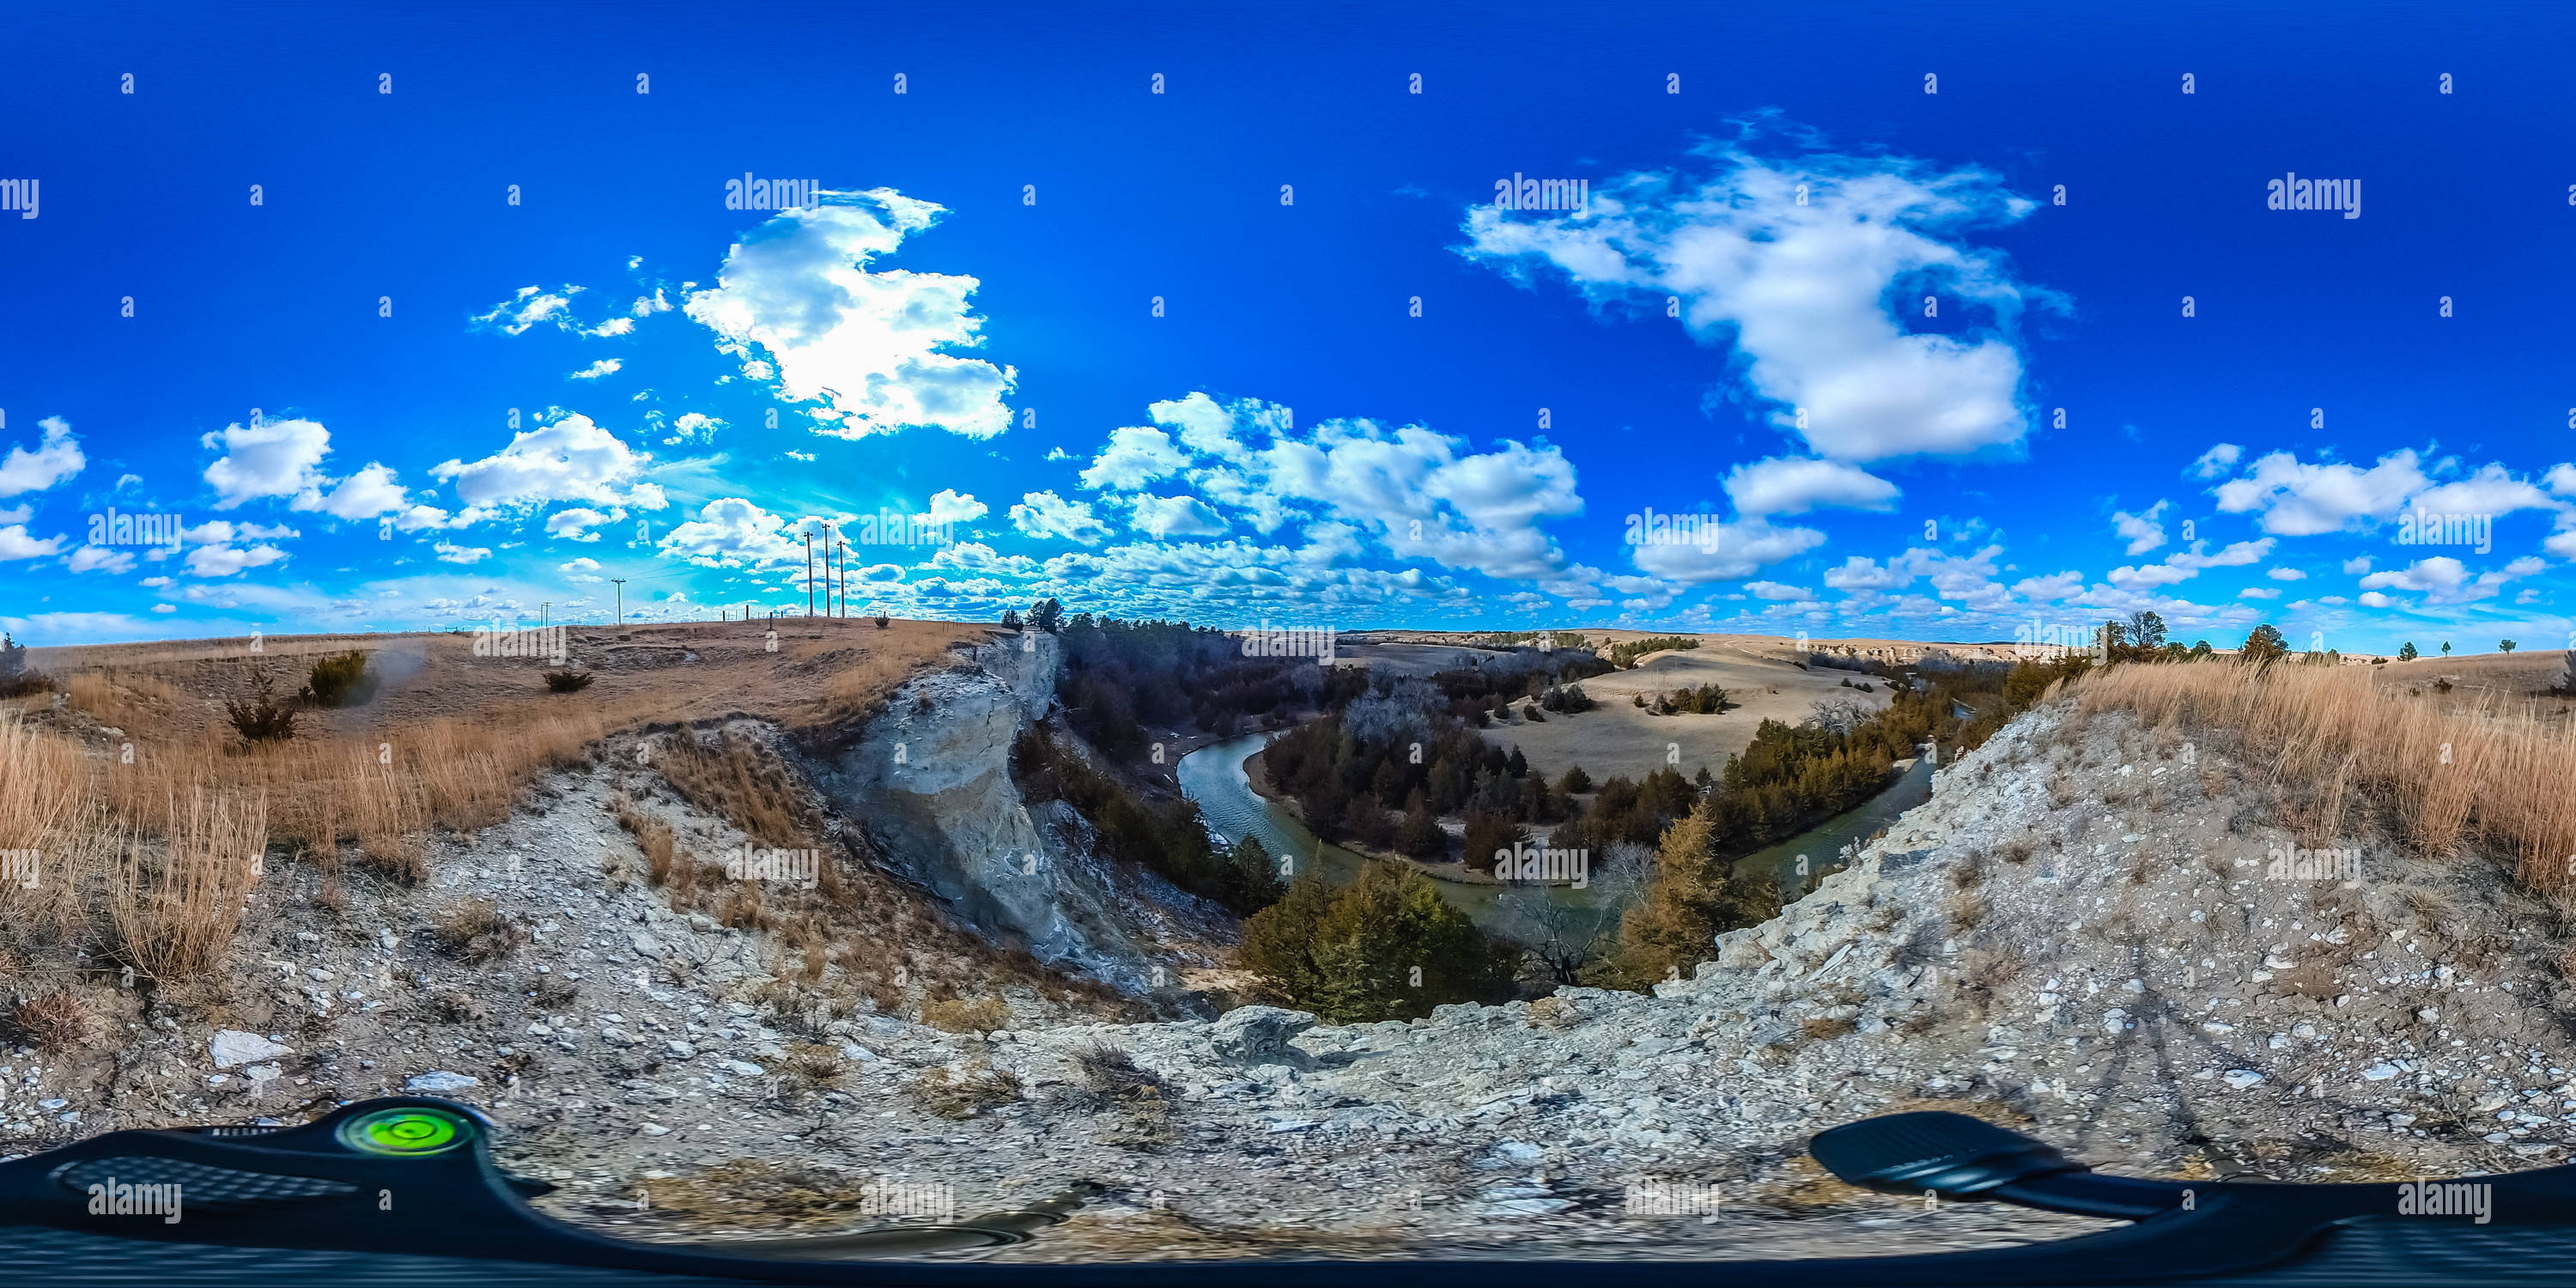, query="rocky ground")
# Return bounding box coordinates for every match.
[9,694,2576,1263]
